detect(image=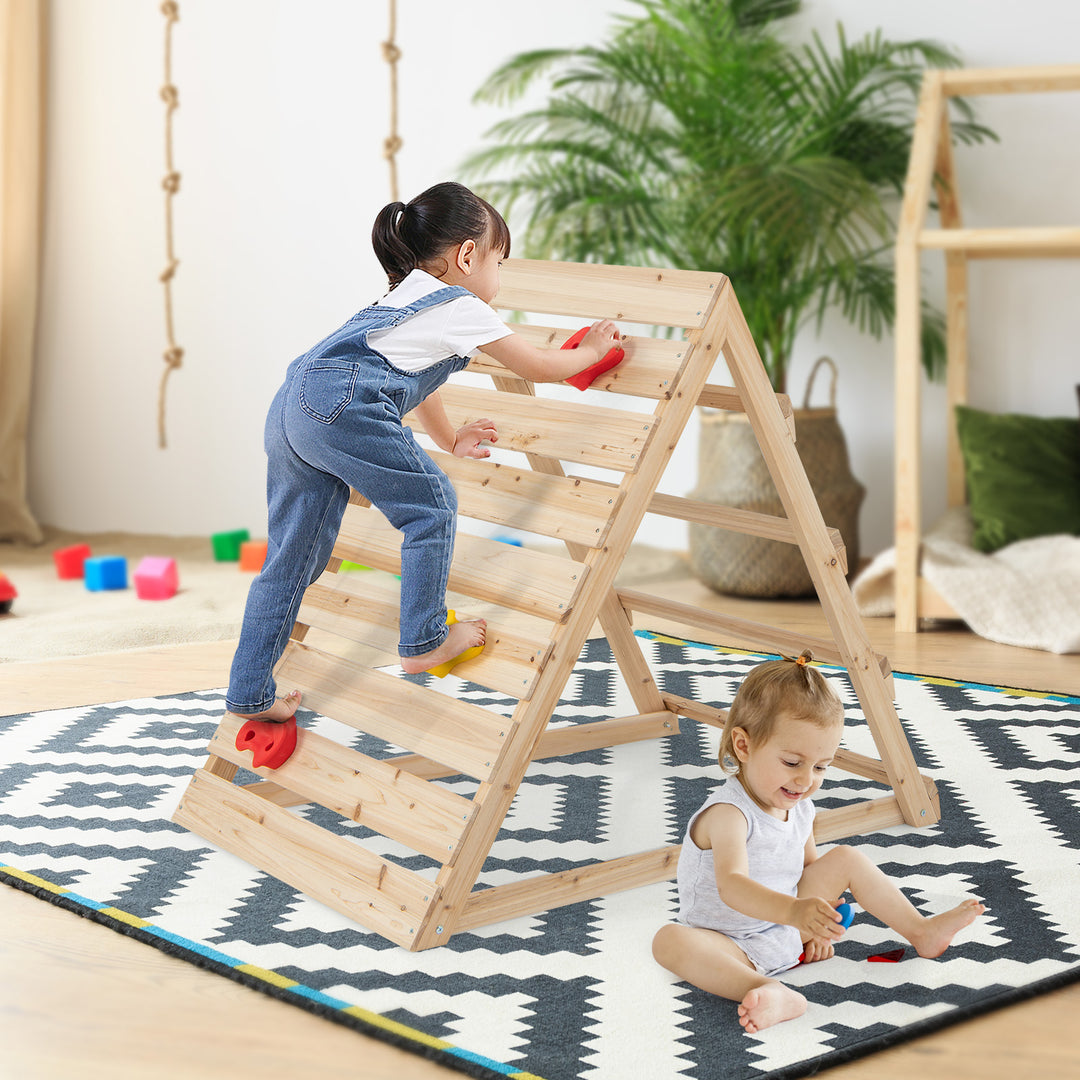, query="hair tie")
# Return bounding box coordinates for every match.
[795,655,808,667]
